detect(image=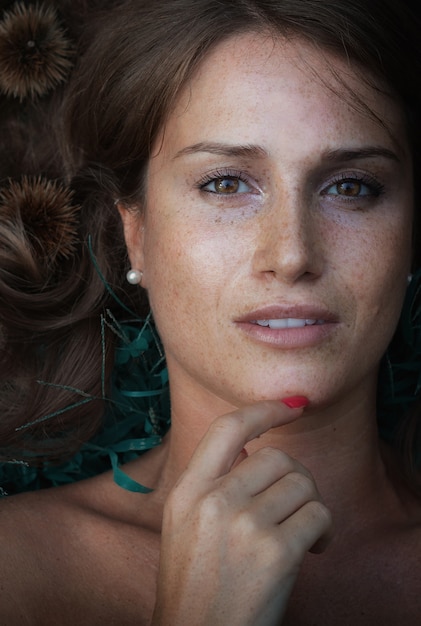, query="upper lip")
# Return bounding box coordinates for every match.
[235,304,339,324]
